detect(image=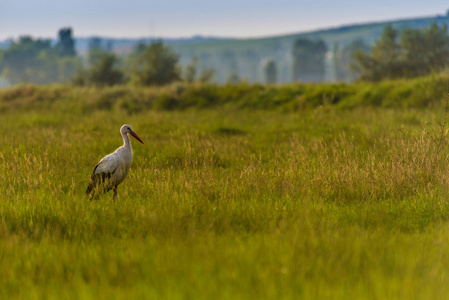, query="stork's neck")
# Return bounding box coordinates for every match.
[122,132,131,149]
